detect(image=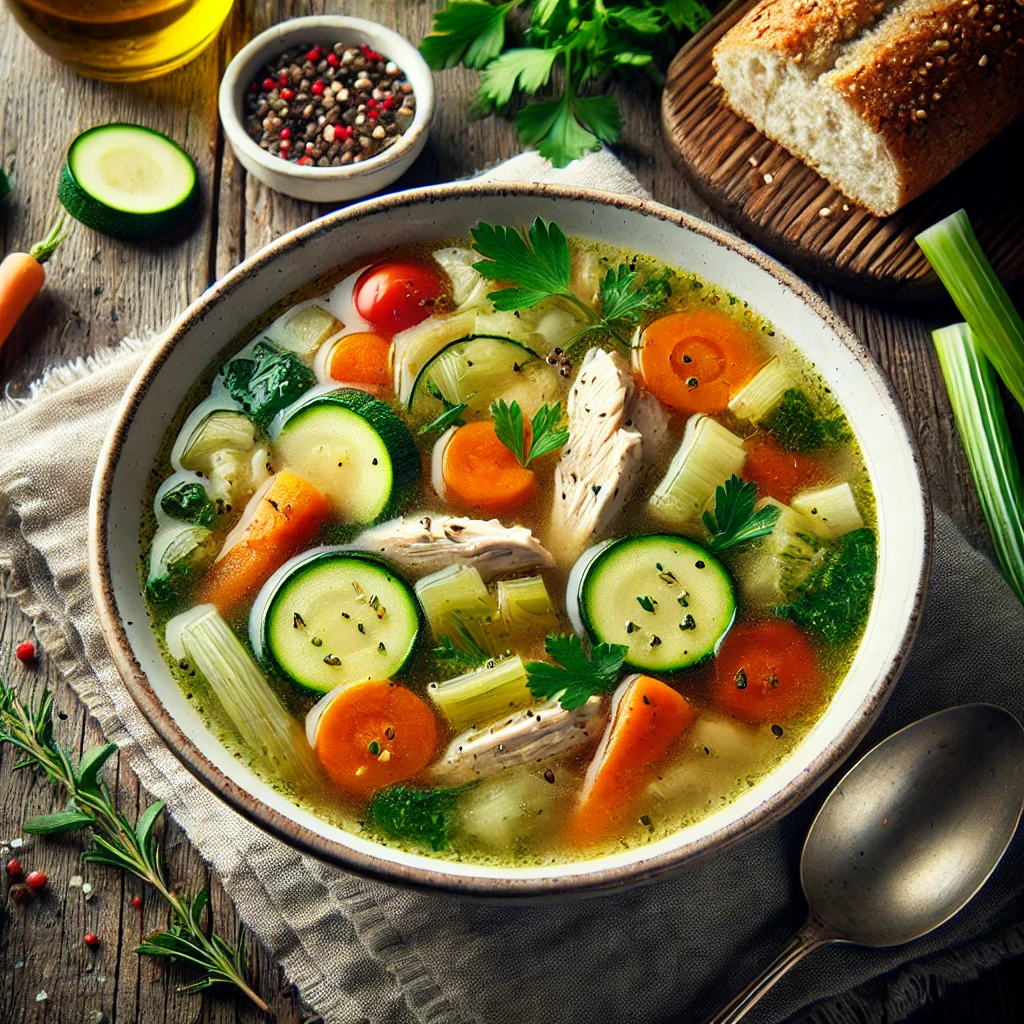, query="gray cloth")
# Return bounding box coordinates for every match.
[1,152,1022,1024]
